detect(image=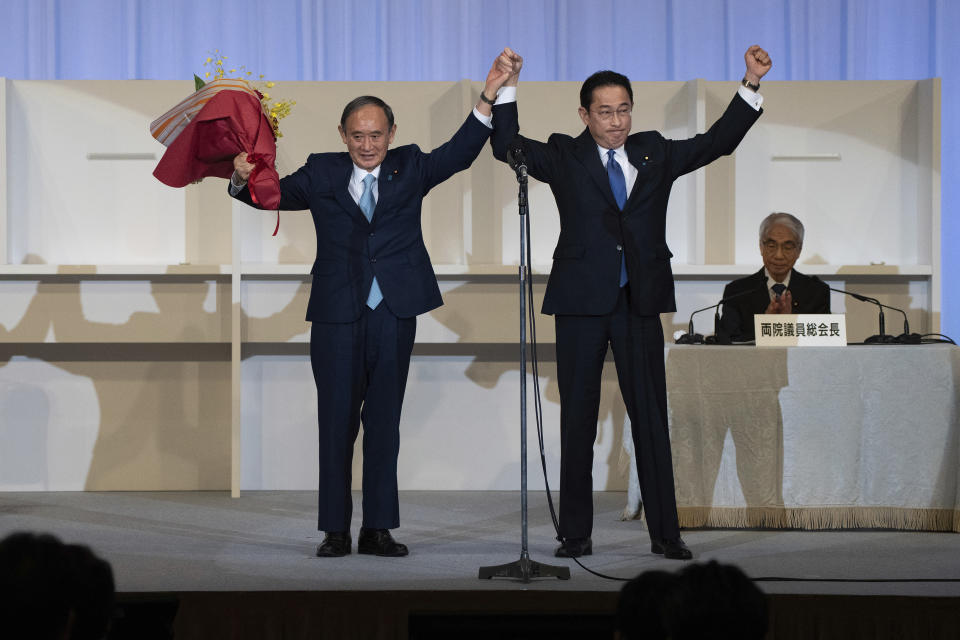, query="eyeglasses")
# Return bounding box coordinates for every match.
[590,106,632,121]
[761,240,800,254]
